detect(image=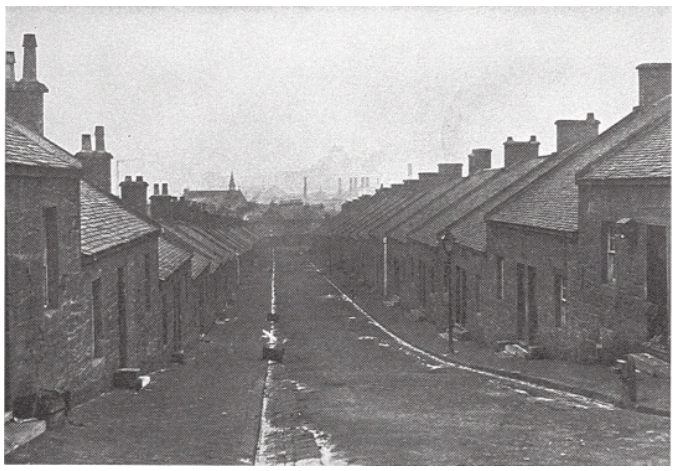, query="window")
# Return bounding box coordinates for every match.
[144,254,151,311]
[92,279,104,357]
[554,275,567,327]
[43,207,59,308]
[499,259,505,297]
[603,224,616,283]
